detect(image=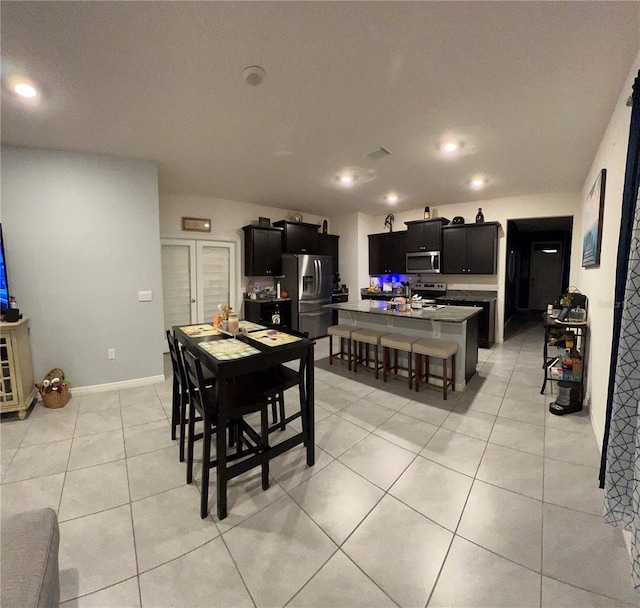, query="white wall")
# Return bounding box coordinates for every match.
[347,193,581,342]
[1,146,165,388]
[572,52,640,448]
[159,194,327,313]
